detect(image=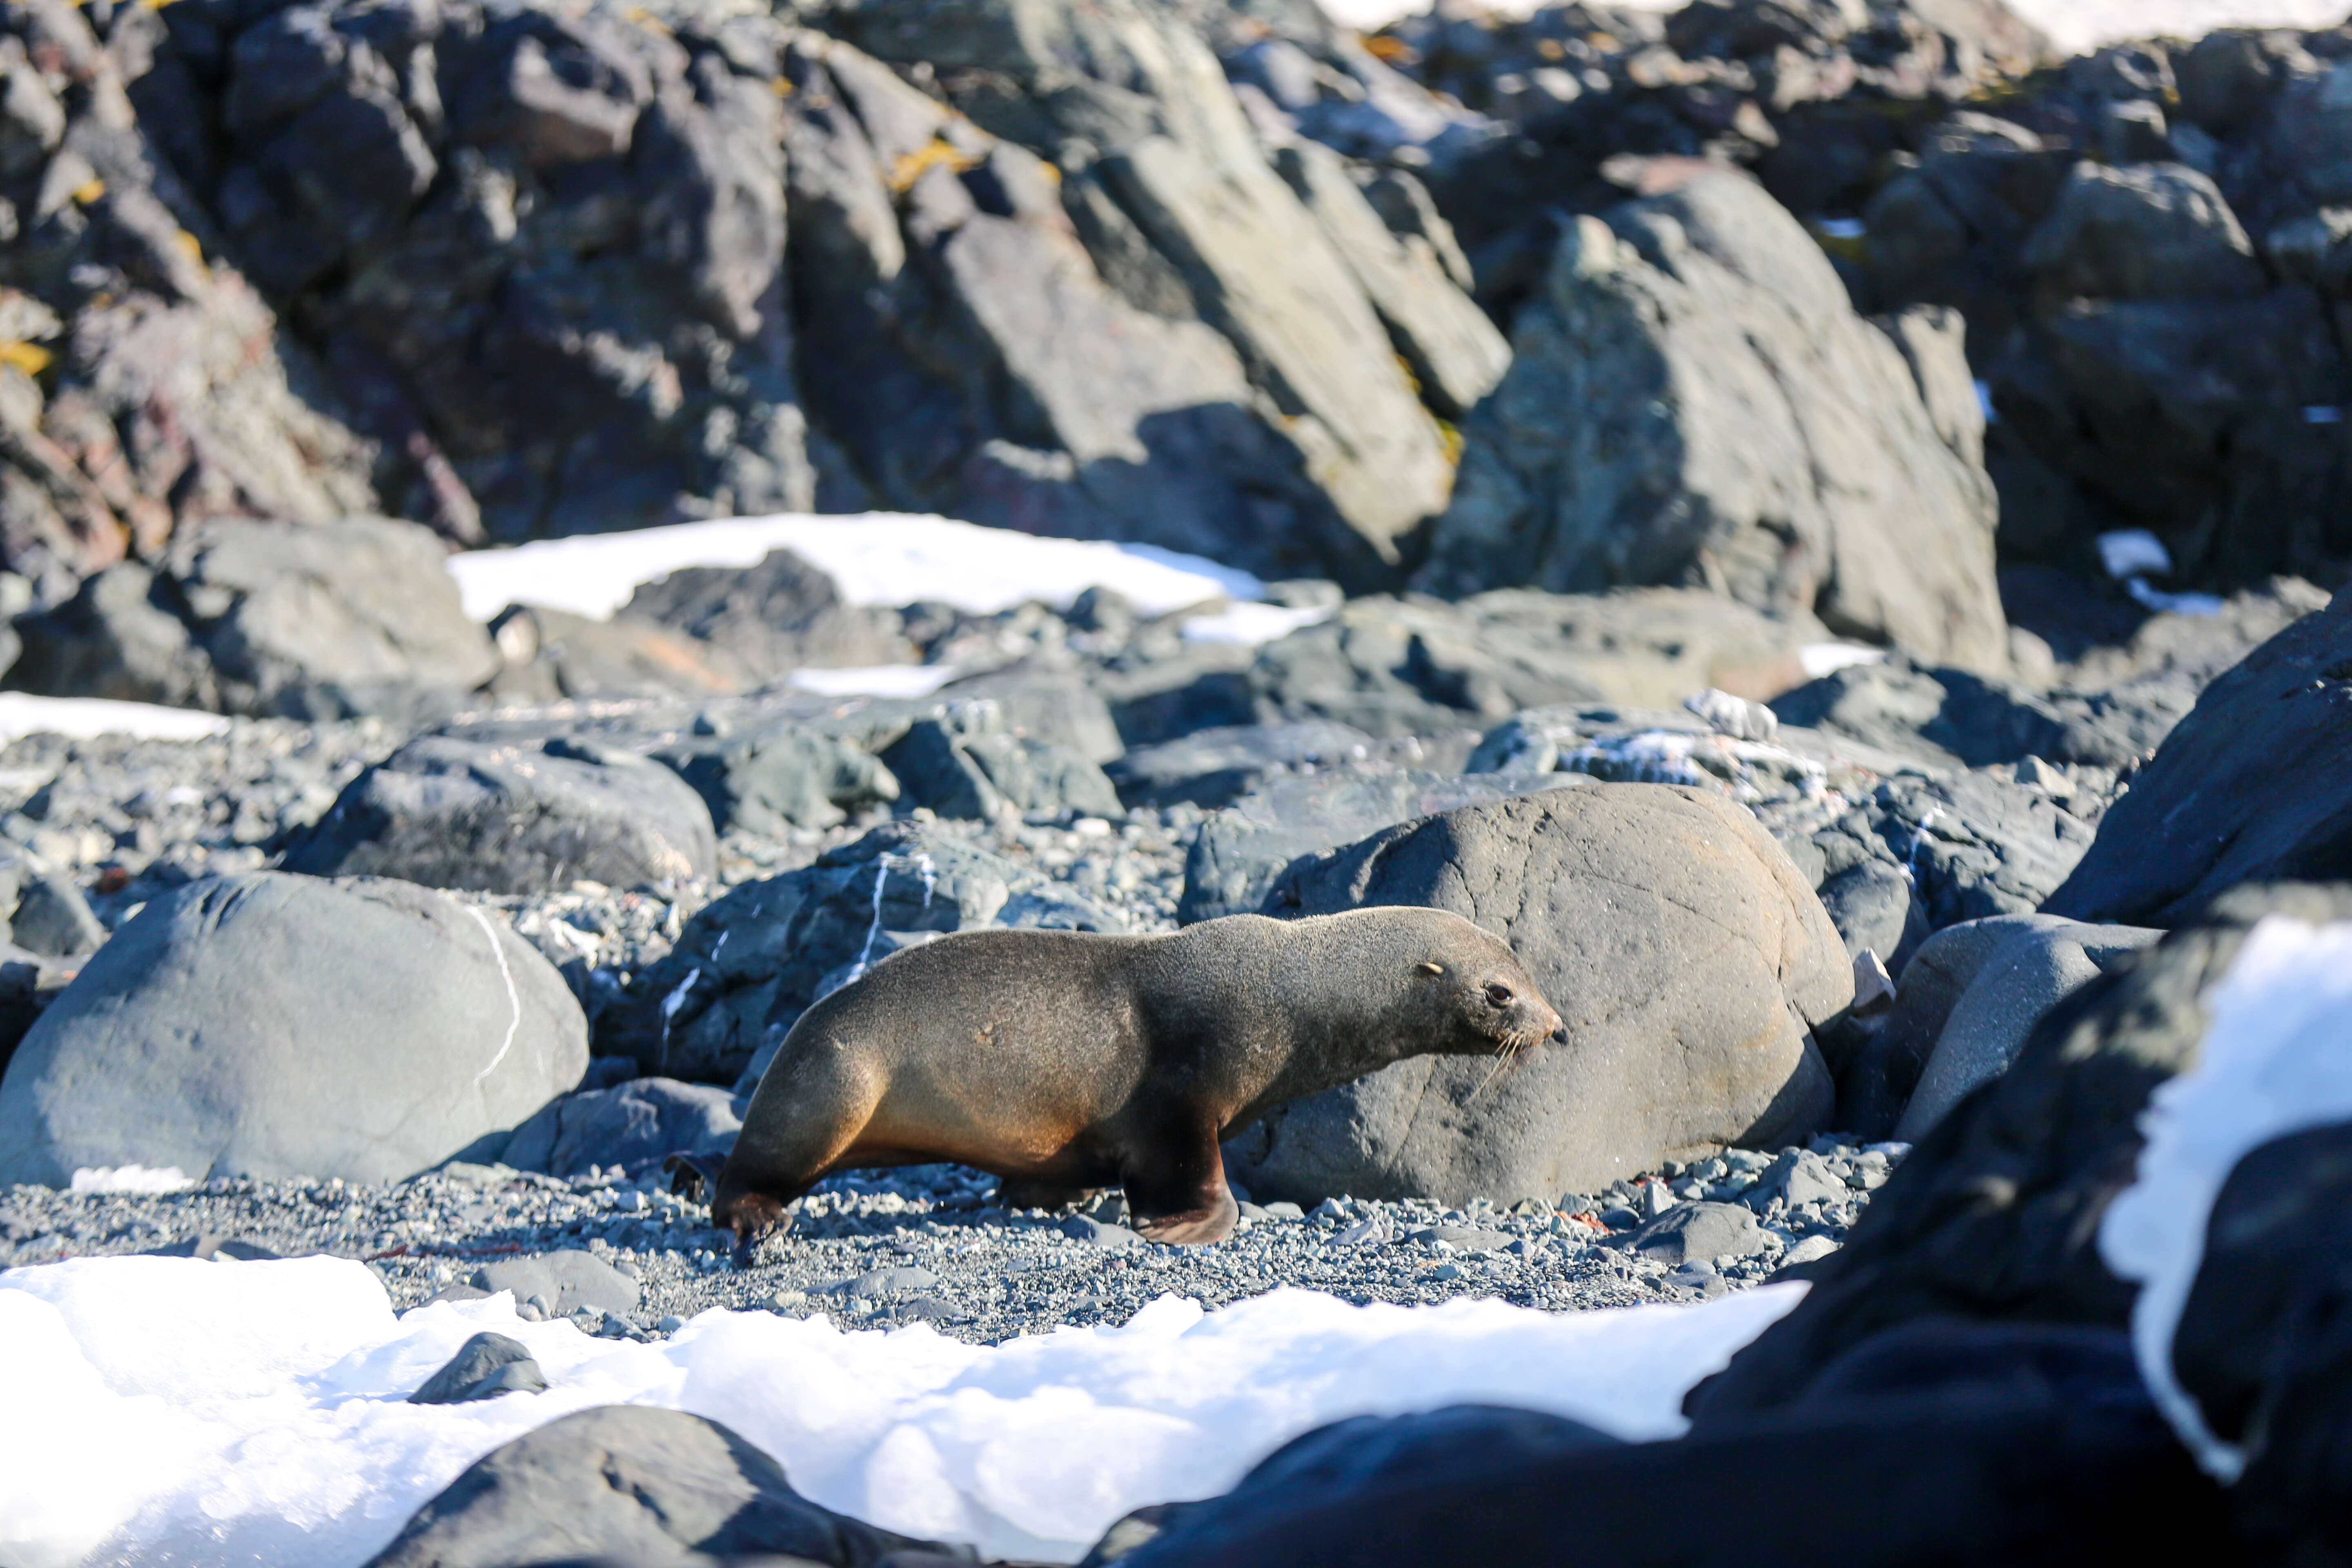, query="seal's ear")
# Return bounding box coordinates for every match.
[1419,961,1444,976]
